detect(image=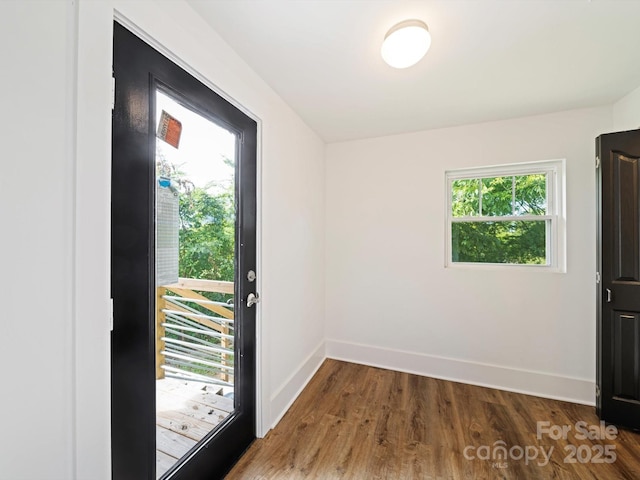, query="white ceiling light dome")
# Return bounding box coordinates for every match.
[381,19,431,69]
